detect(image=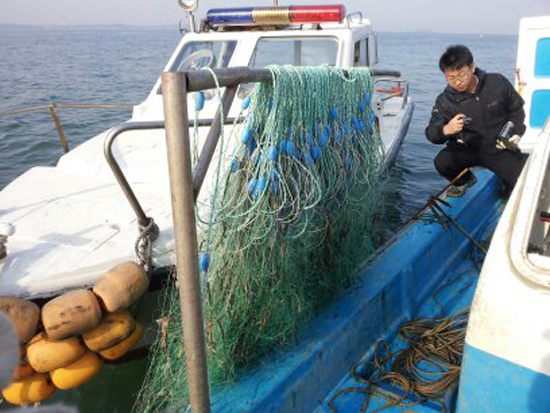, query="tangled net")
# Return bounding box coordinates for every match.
[329,310,469,412]
[136,65,388,411]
